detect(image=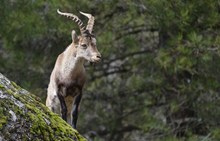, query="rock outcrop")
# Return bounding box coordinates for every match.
[0,73,87,141]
